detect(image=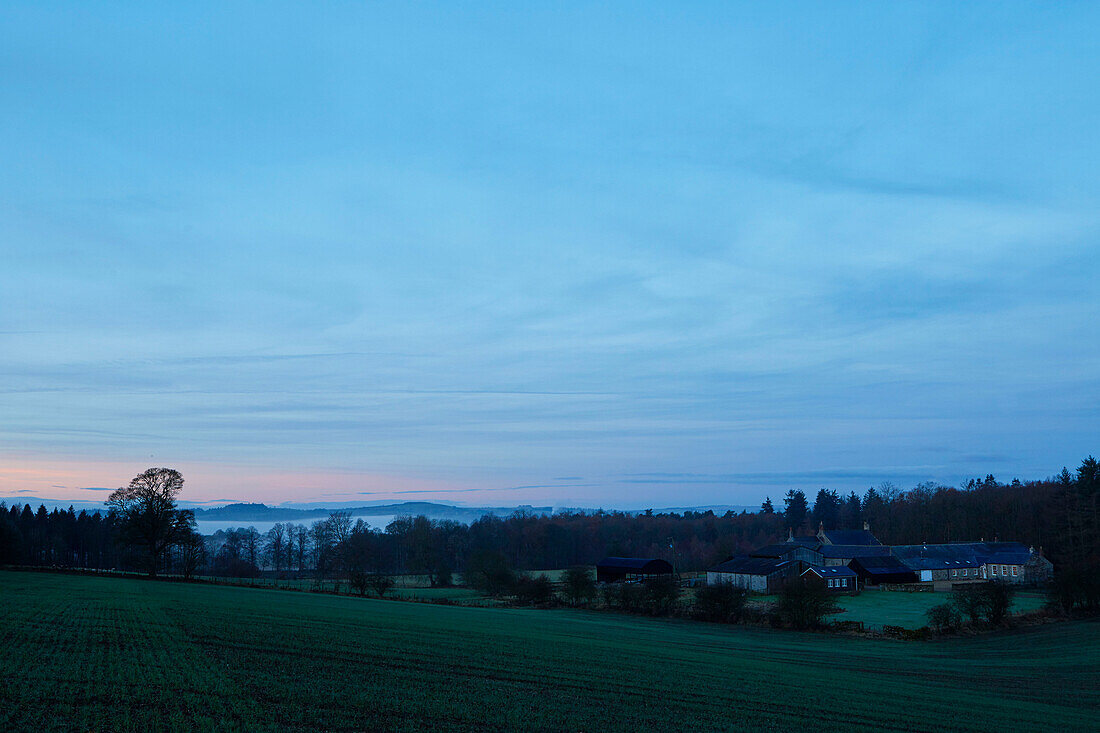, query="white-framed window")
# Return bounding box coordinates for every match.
[951,569,957,577]
[1001,565,1007,575]
[827,578,834,588]
[992,566,998,576]
[1011,566,1018,576]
